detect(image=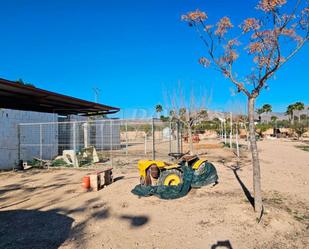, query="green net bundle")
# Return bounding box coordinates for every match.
[131,162,218,199]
